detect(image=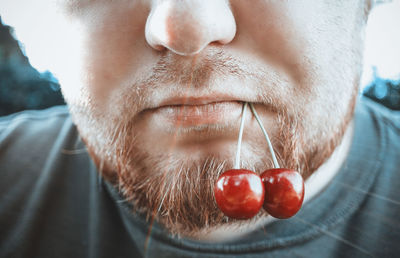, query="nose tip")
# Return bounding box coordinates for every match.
[145,0,236,56]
